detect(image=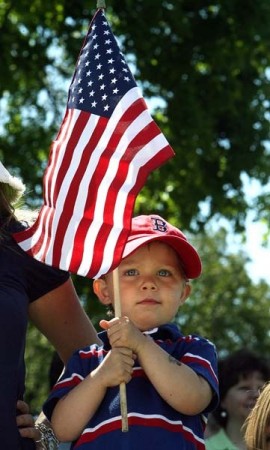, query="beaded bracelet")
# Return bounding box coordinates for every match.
[35,422,59,450]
